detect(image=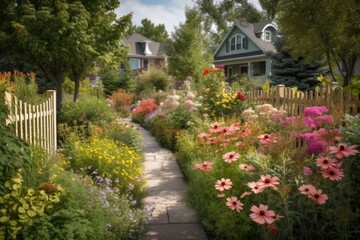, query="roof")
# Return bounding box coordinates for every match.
[253,19,275,33]
[122,33,166,58]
